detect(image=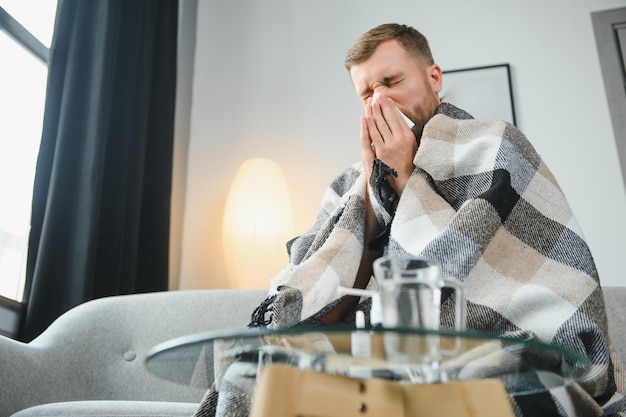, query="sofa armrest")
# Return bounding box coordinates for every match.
[0,289,267,417]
